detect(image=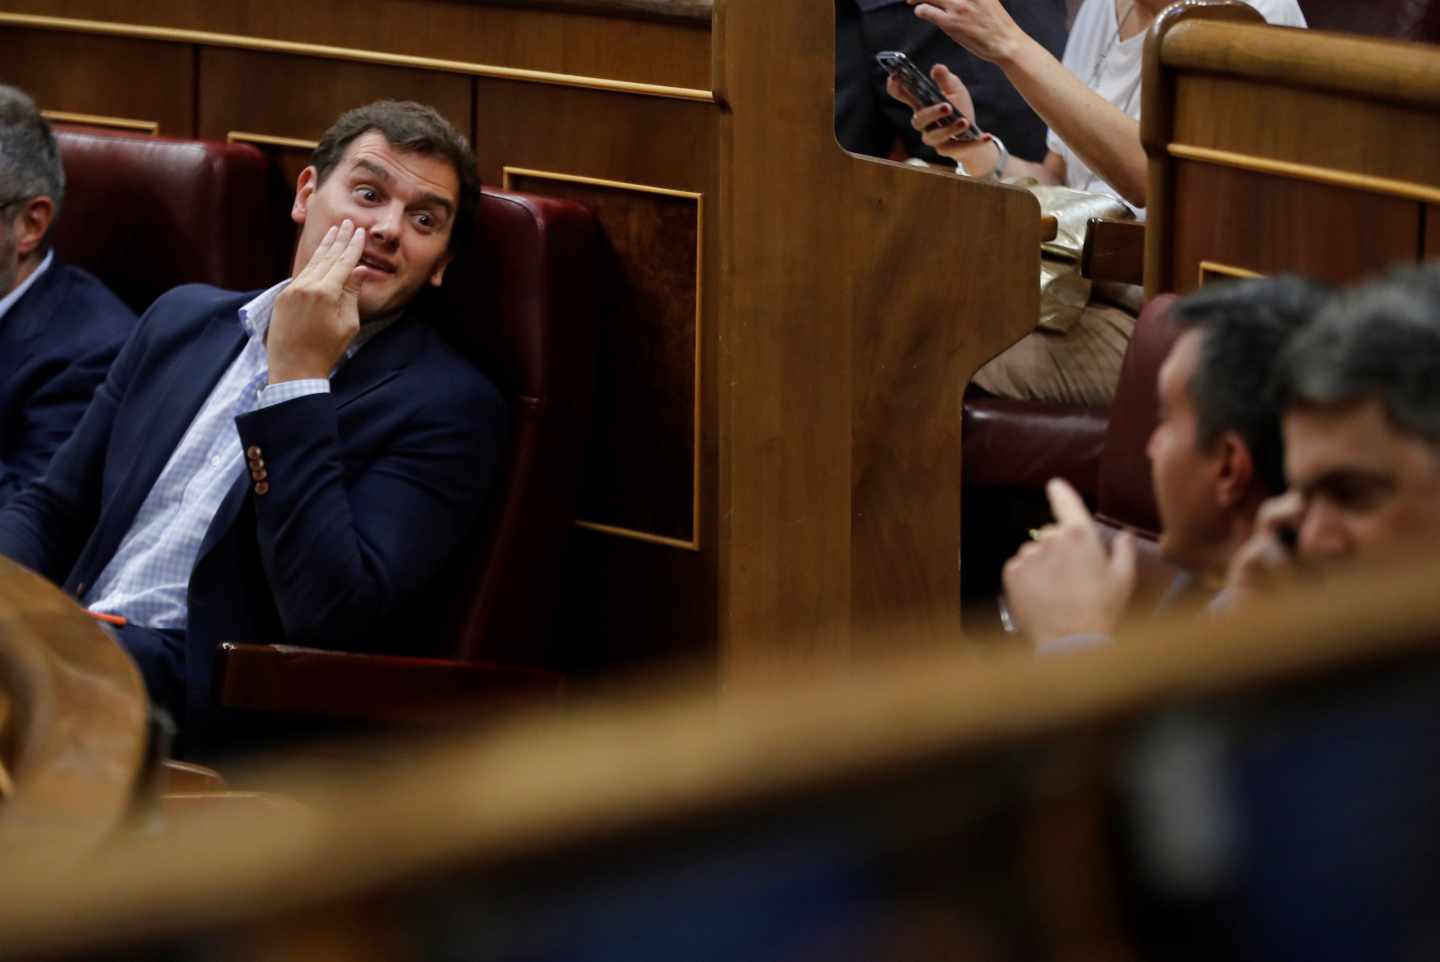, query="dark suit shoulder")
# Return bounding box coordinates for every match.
[9,260,136,347]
